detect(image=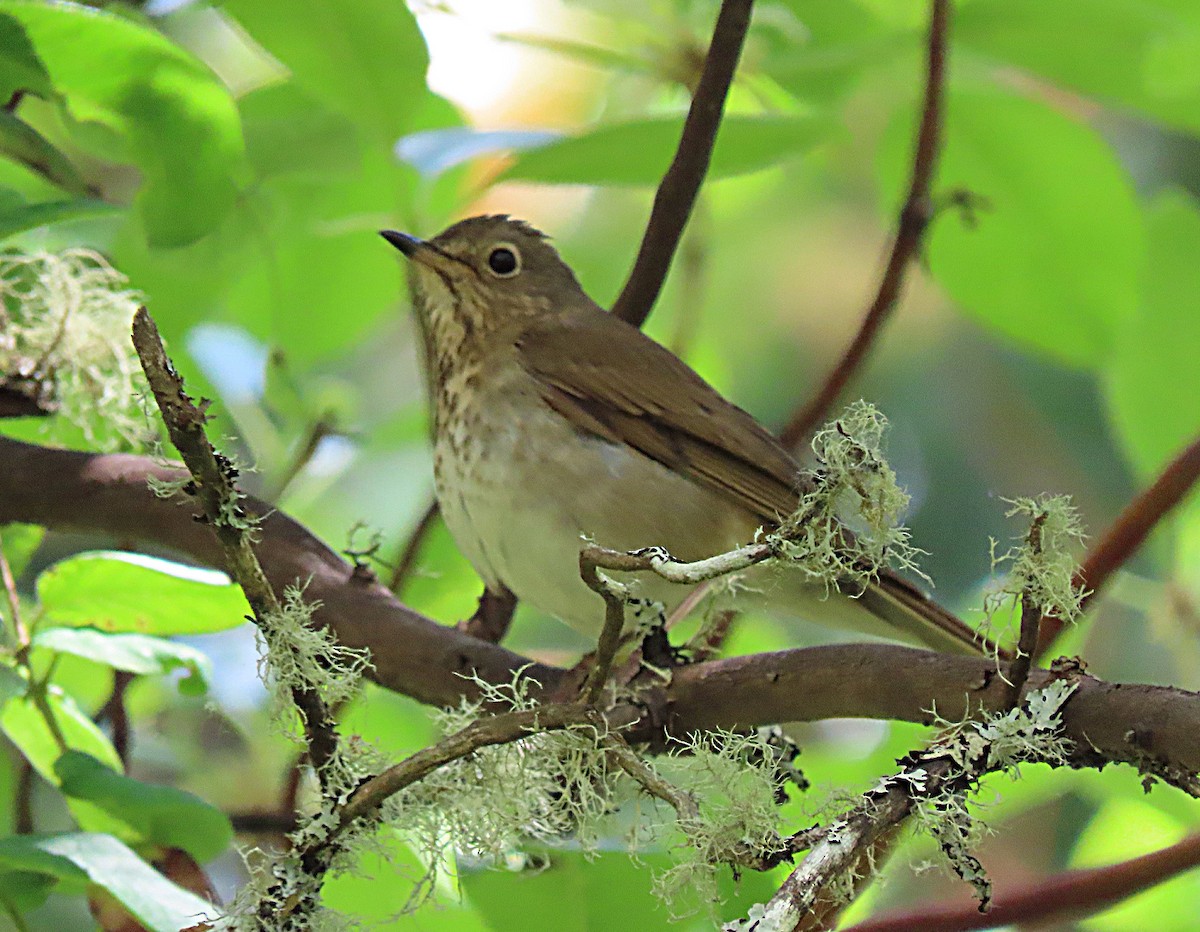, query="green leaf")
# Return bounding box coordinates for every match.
[0,0,245,247]
[32,628,213,696]
[222,0,430,142]
[0,684,122,782]
[879,86,1141,367]
[764,0,911,105]
[1104,189,1200,480]
[0,195,115,240]
[0,107,88,194]
[958,0,1200,134]
[503,114,833,186]
[239,80,362,179]
[55,752,232,862]
[0,522,43,580]
[36,551,250,635]
[0,11,53,102]
[0,833,215,931]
